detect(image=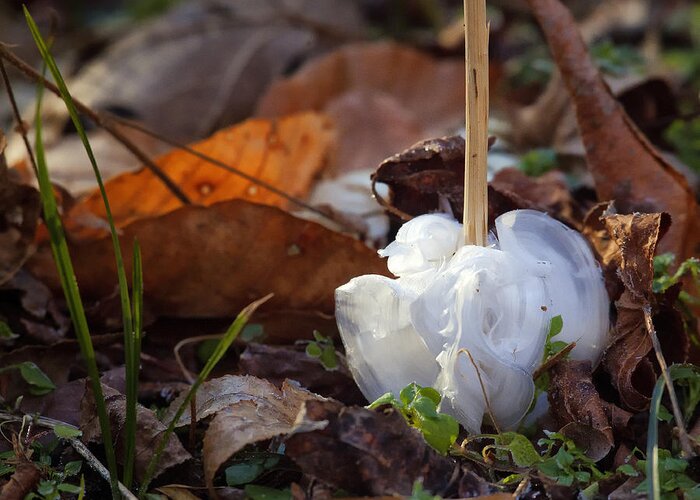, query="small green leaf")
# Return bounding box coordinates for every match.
[417,386,442,406]
[411,395,439,418]
[496,432,541,467]
[240,323,264,342]
[18,362,55,395]
[0,321,18,341]
[400,383,419,406]
[416,413,459,455]
[555,447,574,469]
[548,315,563,339]
[617,464,638,477]
[53,425,82,439]
[305,342,322,358]
[657,404,673,422]
[318,344,338,370]
[367,392,401,410]
[58,482,82,494]
[63,460,82,477]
